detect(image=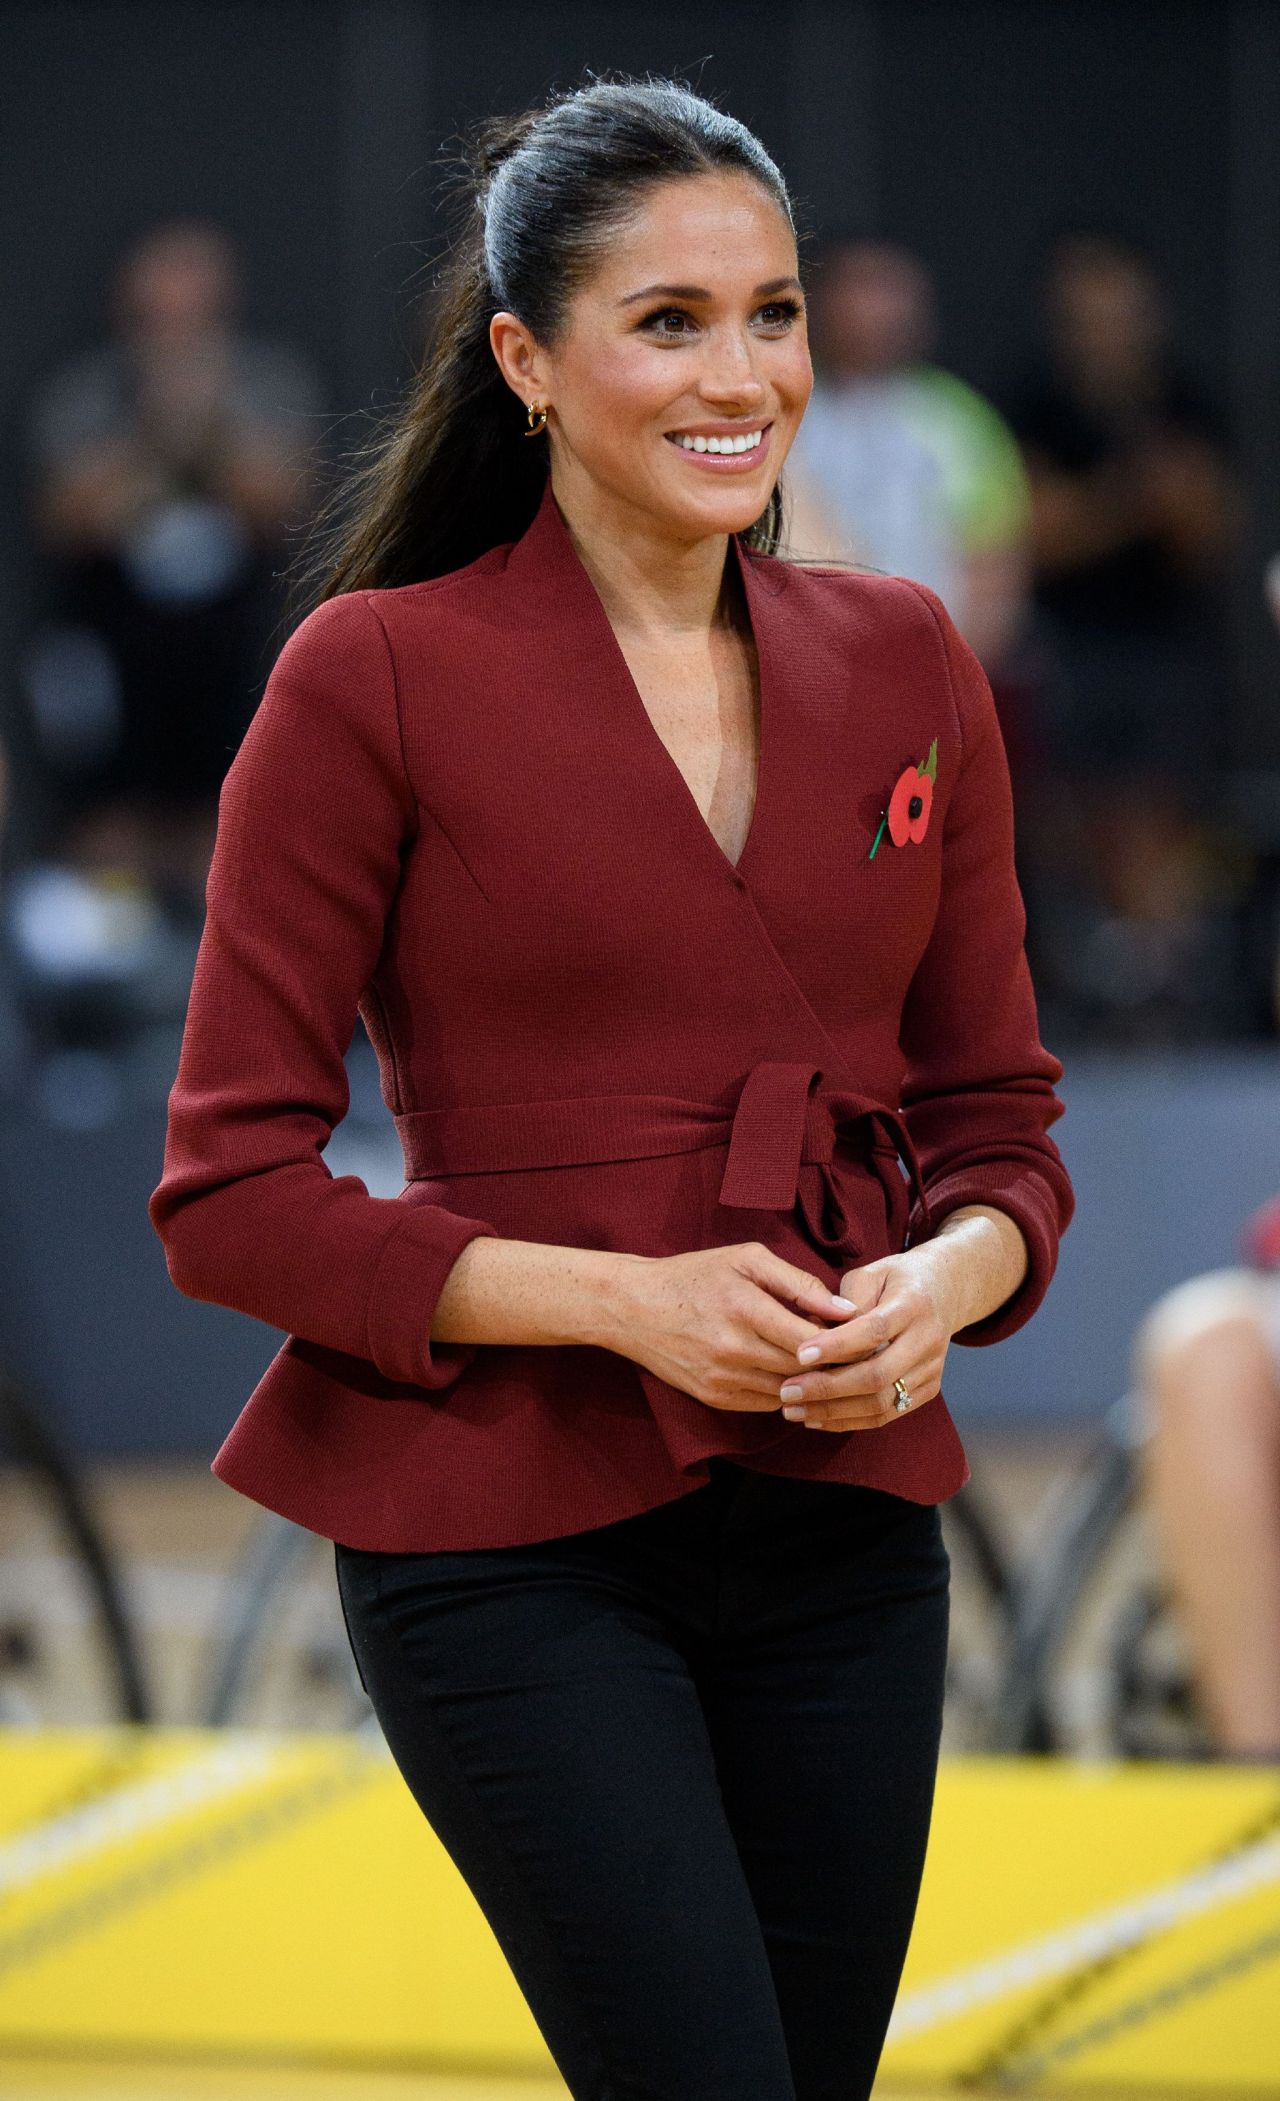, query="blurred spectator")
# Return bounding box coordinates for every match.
[1003,228,1250,1043]
[21,218,326,919]
[1131,1193,1280,1763]
[783,238,1033,675]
